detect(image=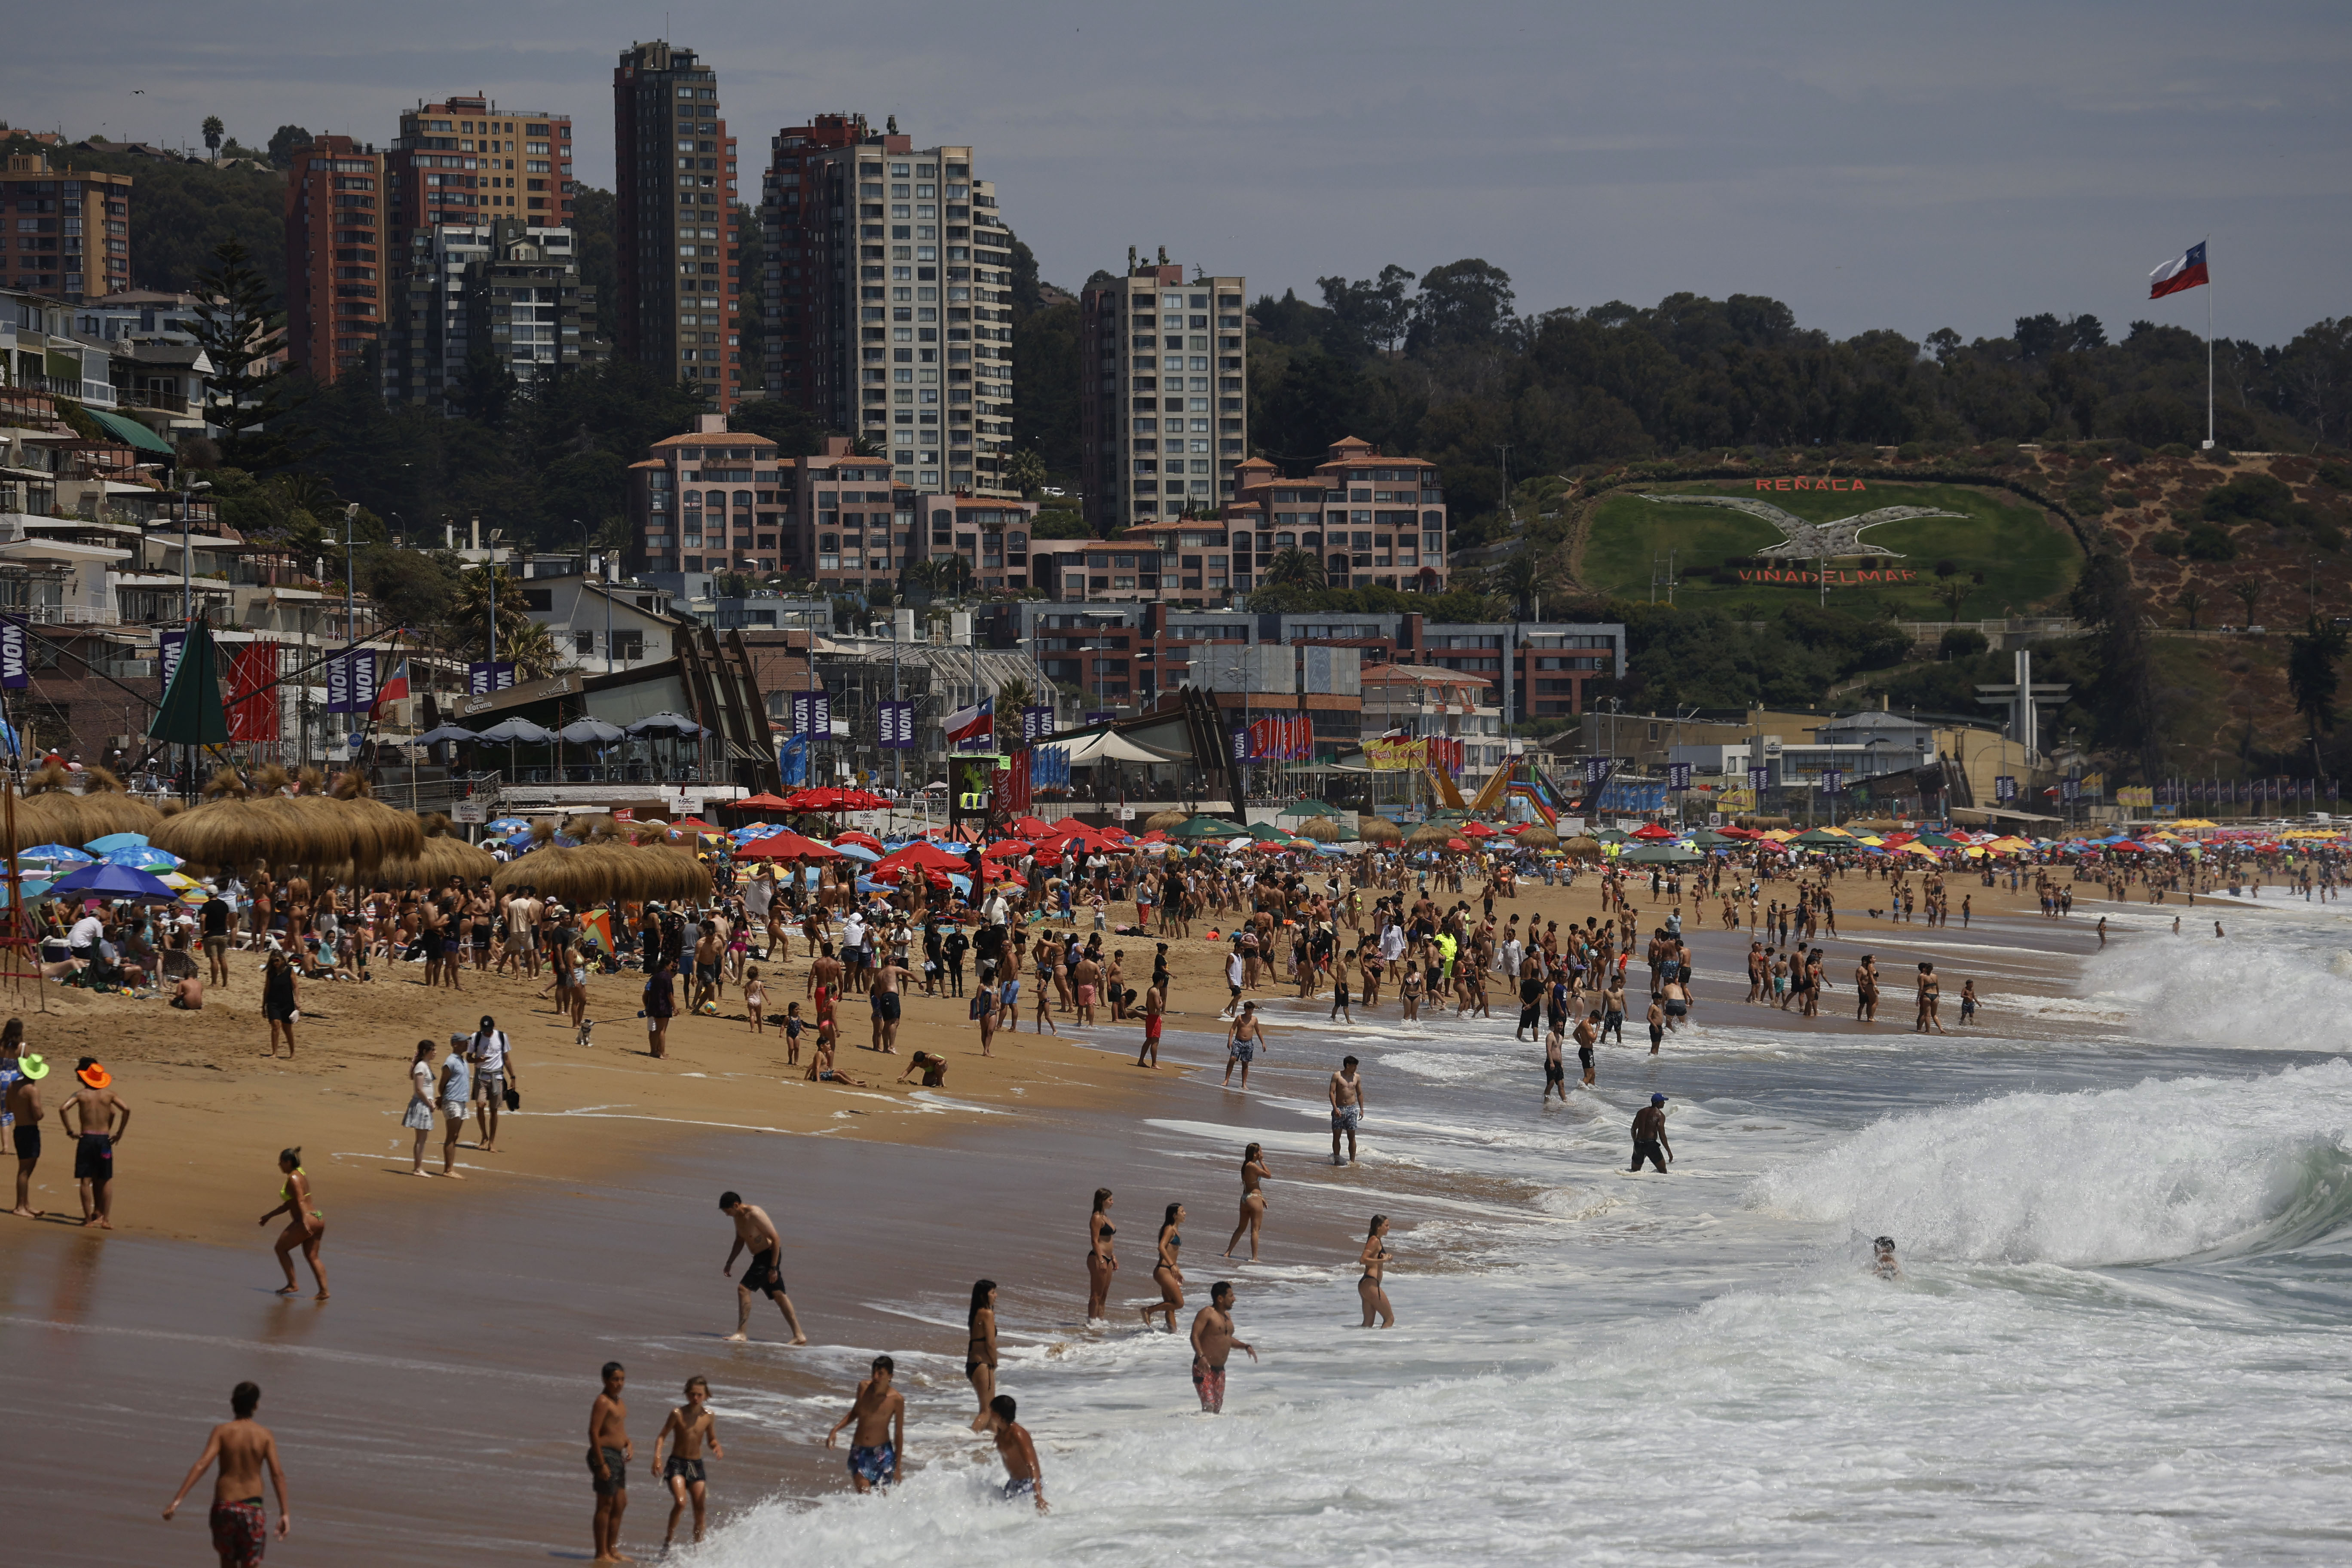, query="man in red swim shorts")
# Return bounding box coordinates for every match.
[1136,976,1166,1069]
[164,1380,290,1565]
